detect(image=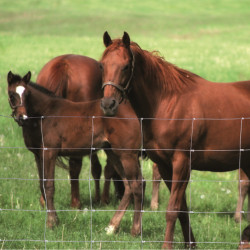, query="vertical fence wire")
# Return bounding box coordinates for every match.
[188,118,195,248]
[239,117,244,242]
[89,116,95,249]
[140,117,144,249]
[41,116,47,250]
